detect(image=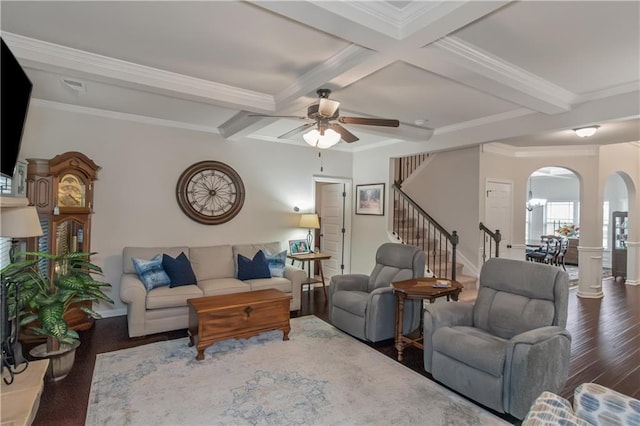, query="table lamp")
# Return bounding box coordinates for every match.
[1,205,44,260]
[0,205,43,383]
[299,214,320,252]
